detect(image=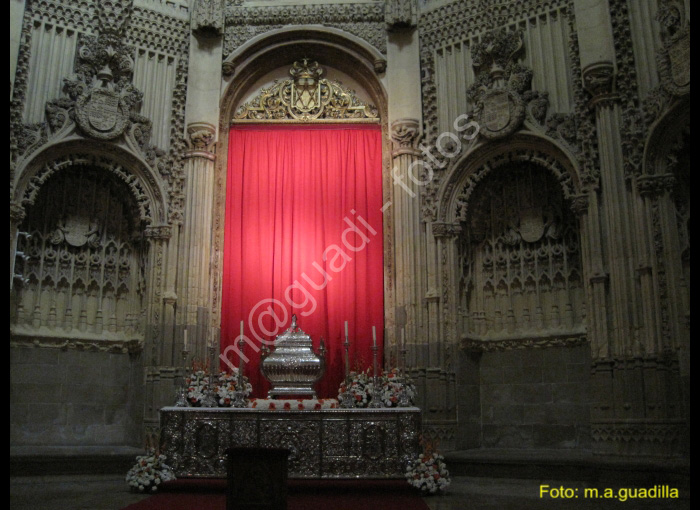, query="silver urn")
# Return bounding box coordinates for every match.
[260,315,326,398]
